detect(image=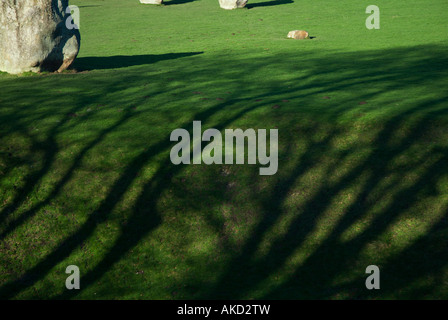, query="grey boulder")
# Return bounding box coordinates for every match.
[0,0,80,74]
